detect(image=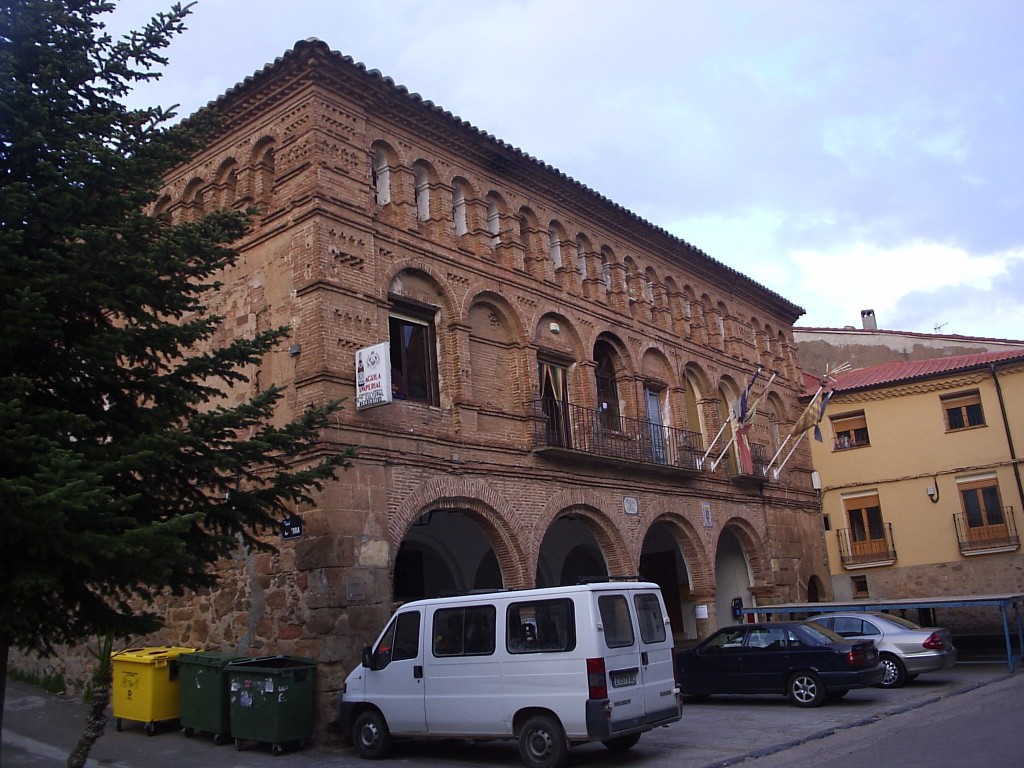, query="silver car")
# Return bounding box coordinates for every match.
[807,612,957,688]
